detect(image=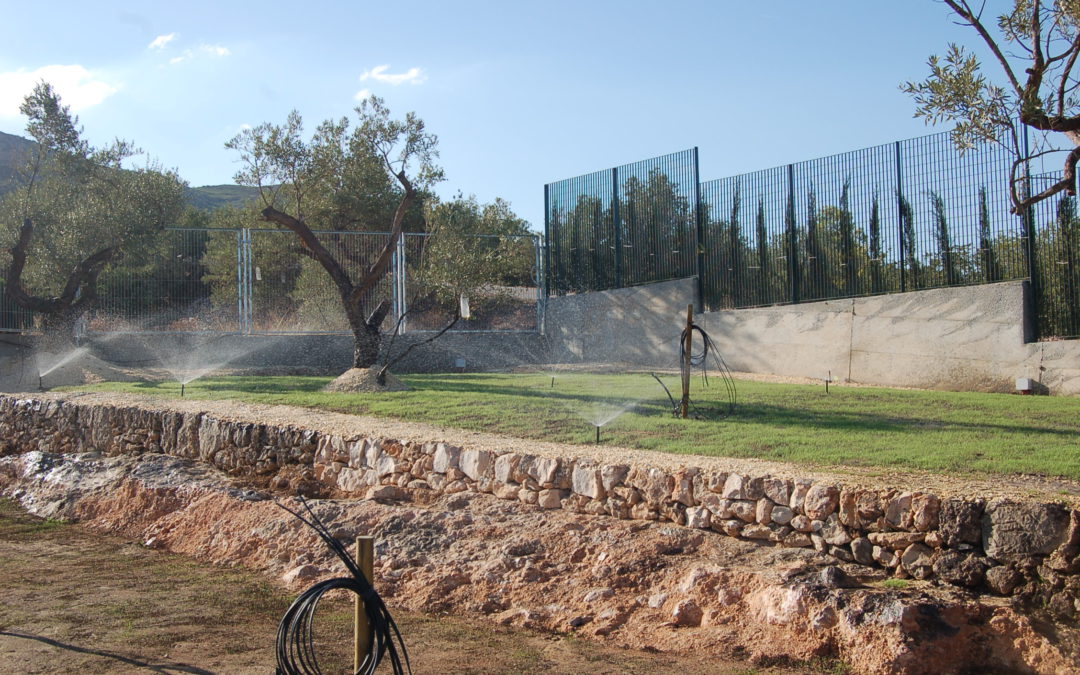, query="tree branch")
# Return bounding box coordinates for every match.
[349,171,414,305]
[376,304,460,385]
[1010,145,1080,213]
[944,0,1024,95]
[261,206,354,296]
